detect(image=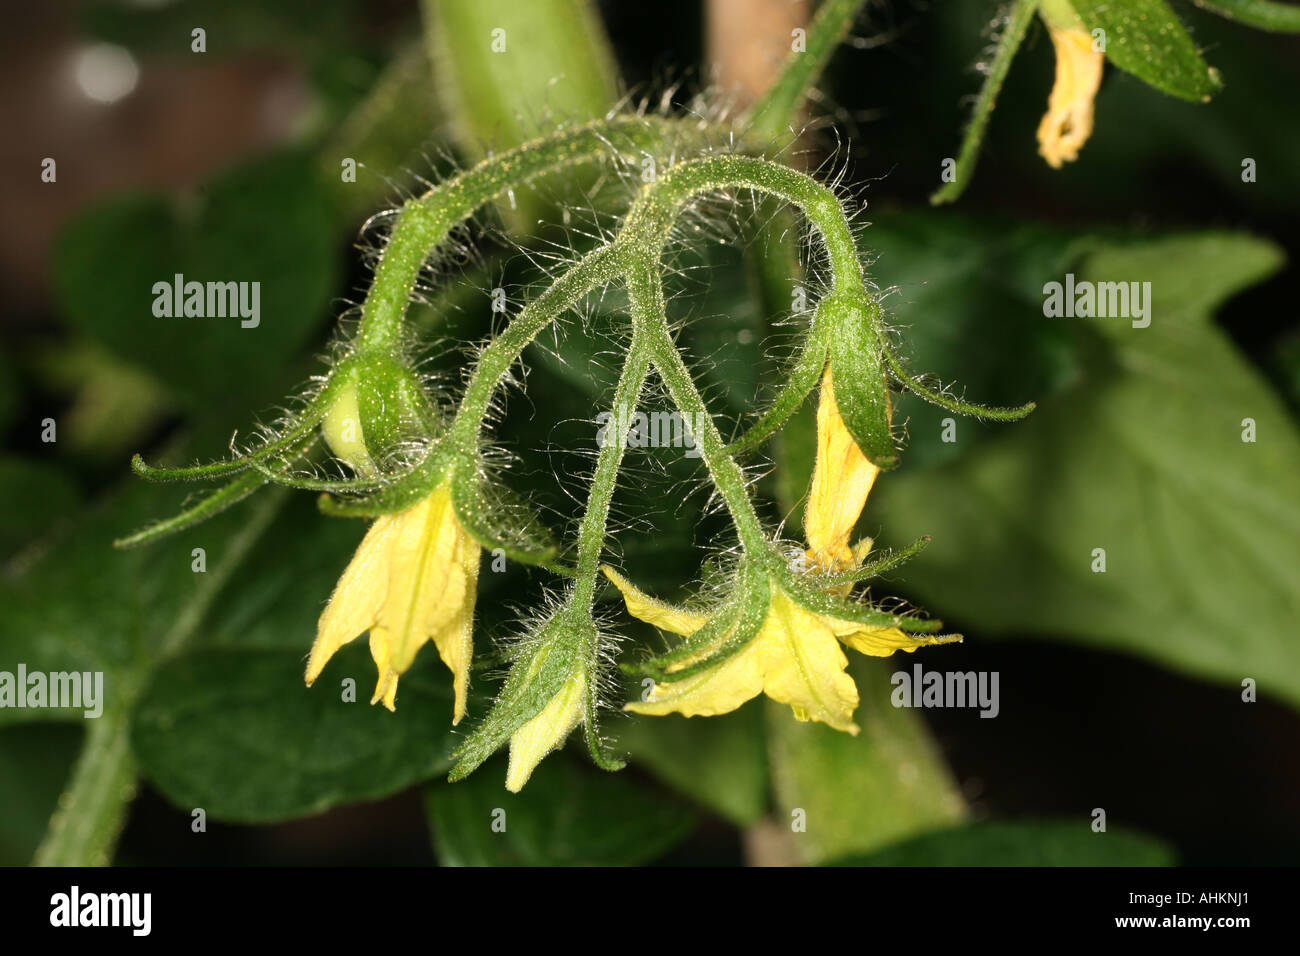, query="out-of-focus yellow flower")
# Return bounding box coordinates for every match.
[1037,25,1105,169]
[506,670,585,792]
[804,366,880,572]
[306,478,479,722]
[605,568,958,734]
